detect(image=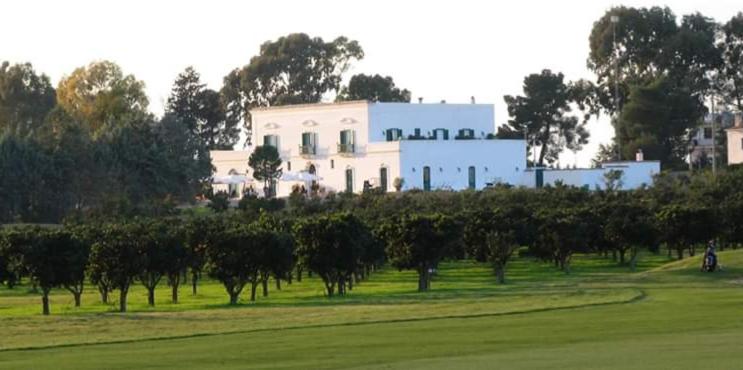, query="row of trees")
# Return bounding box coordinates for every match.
[6,166,743,315]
